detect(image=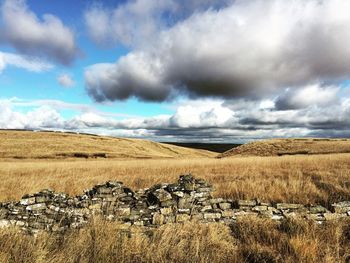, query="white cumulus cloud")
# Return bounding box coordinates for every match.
[0,101,63,130]
[57,74,75,88]
[0,51,53,73]
[0,0,79,65]
[275,84,340,110]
